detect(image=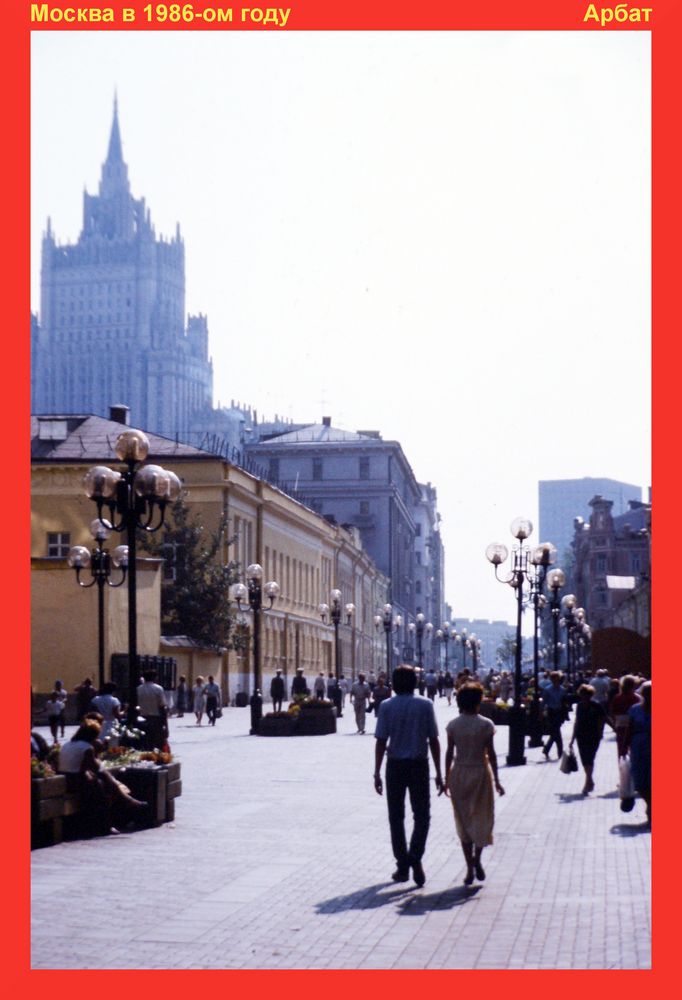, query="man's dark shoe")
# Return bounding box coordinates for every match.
[391,868,410,882]
[411,861,426,887]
